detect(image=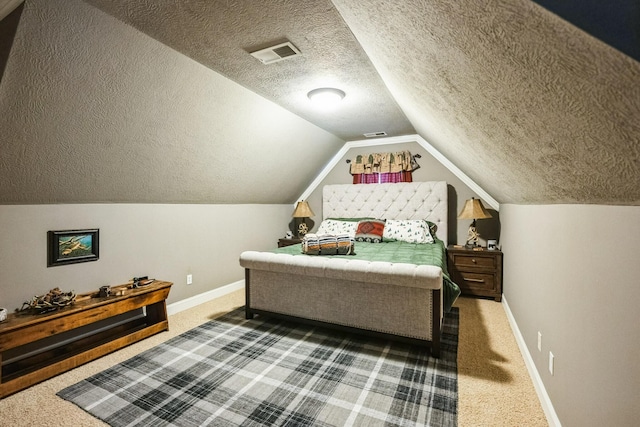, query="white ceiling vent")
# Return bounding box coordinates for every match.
[250,41,301,64]
[363,131,387,138]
